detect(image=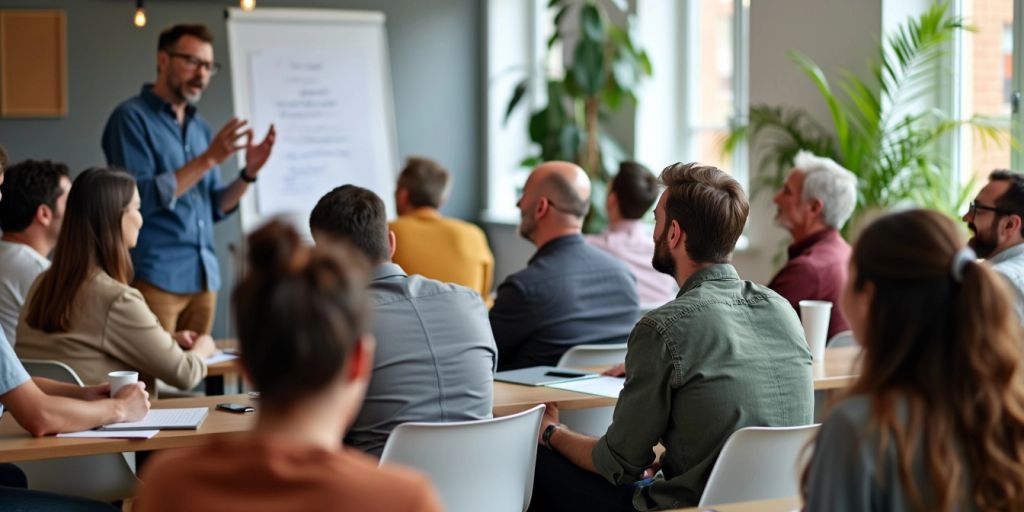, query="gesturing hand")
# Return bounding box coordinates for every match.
[243,124,277,177]
[203,118,249,165]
